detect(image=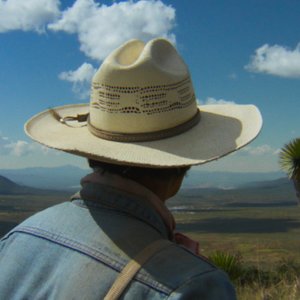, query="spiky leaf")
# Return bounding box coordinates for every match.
[279,138,300,180]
